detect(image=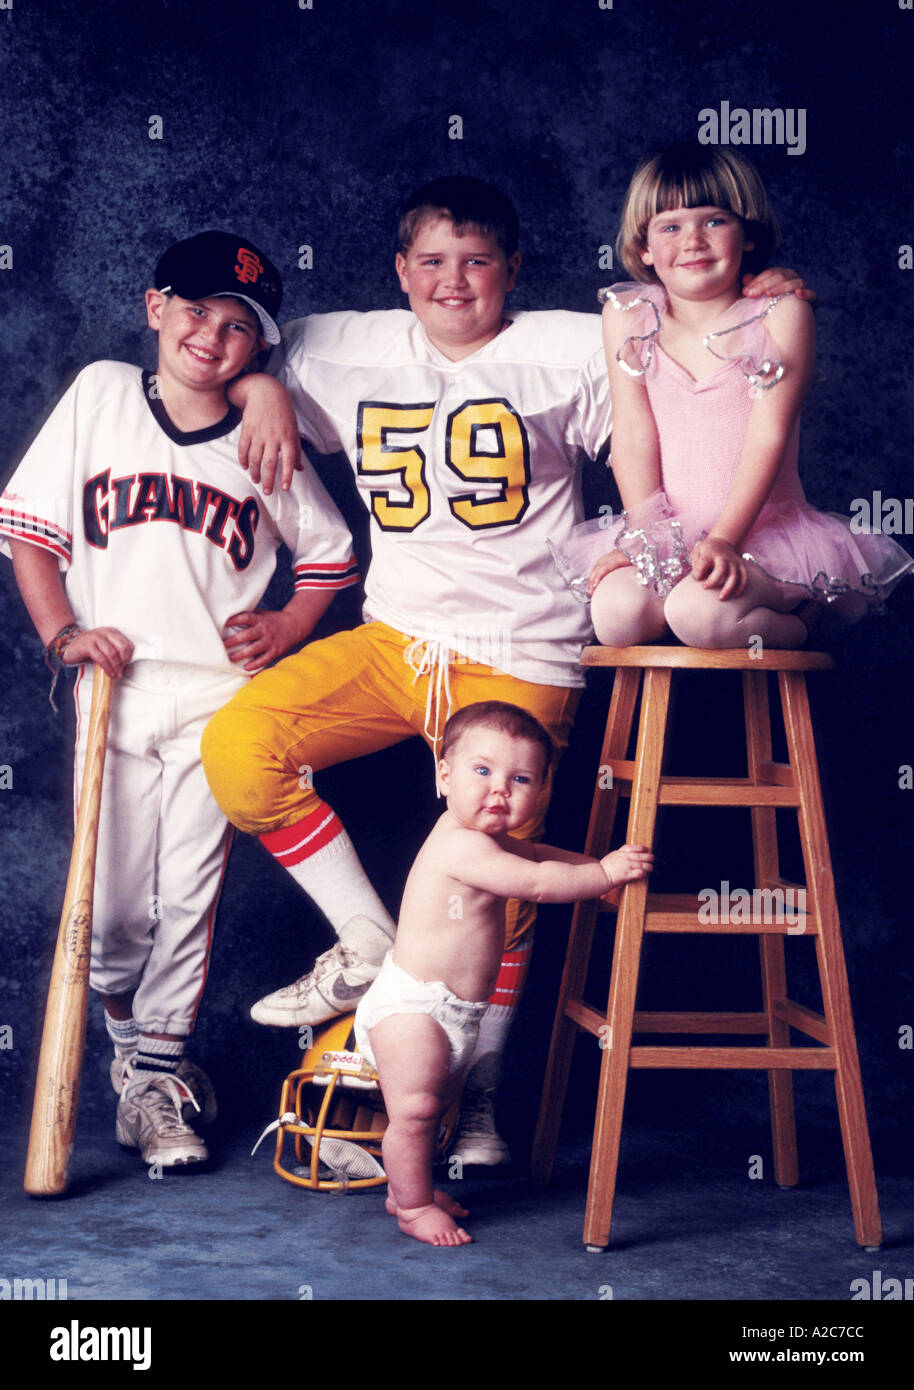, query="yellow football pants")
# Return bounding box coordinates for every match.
[202,621,581,949]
